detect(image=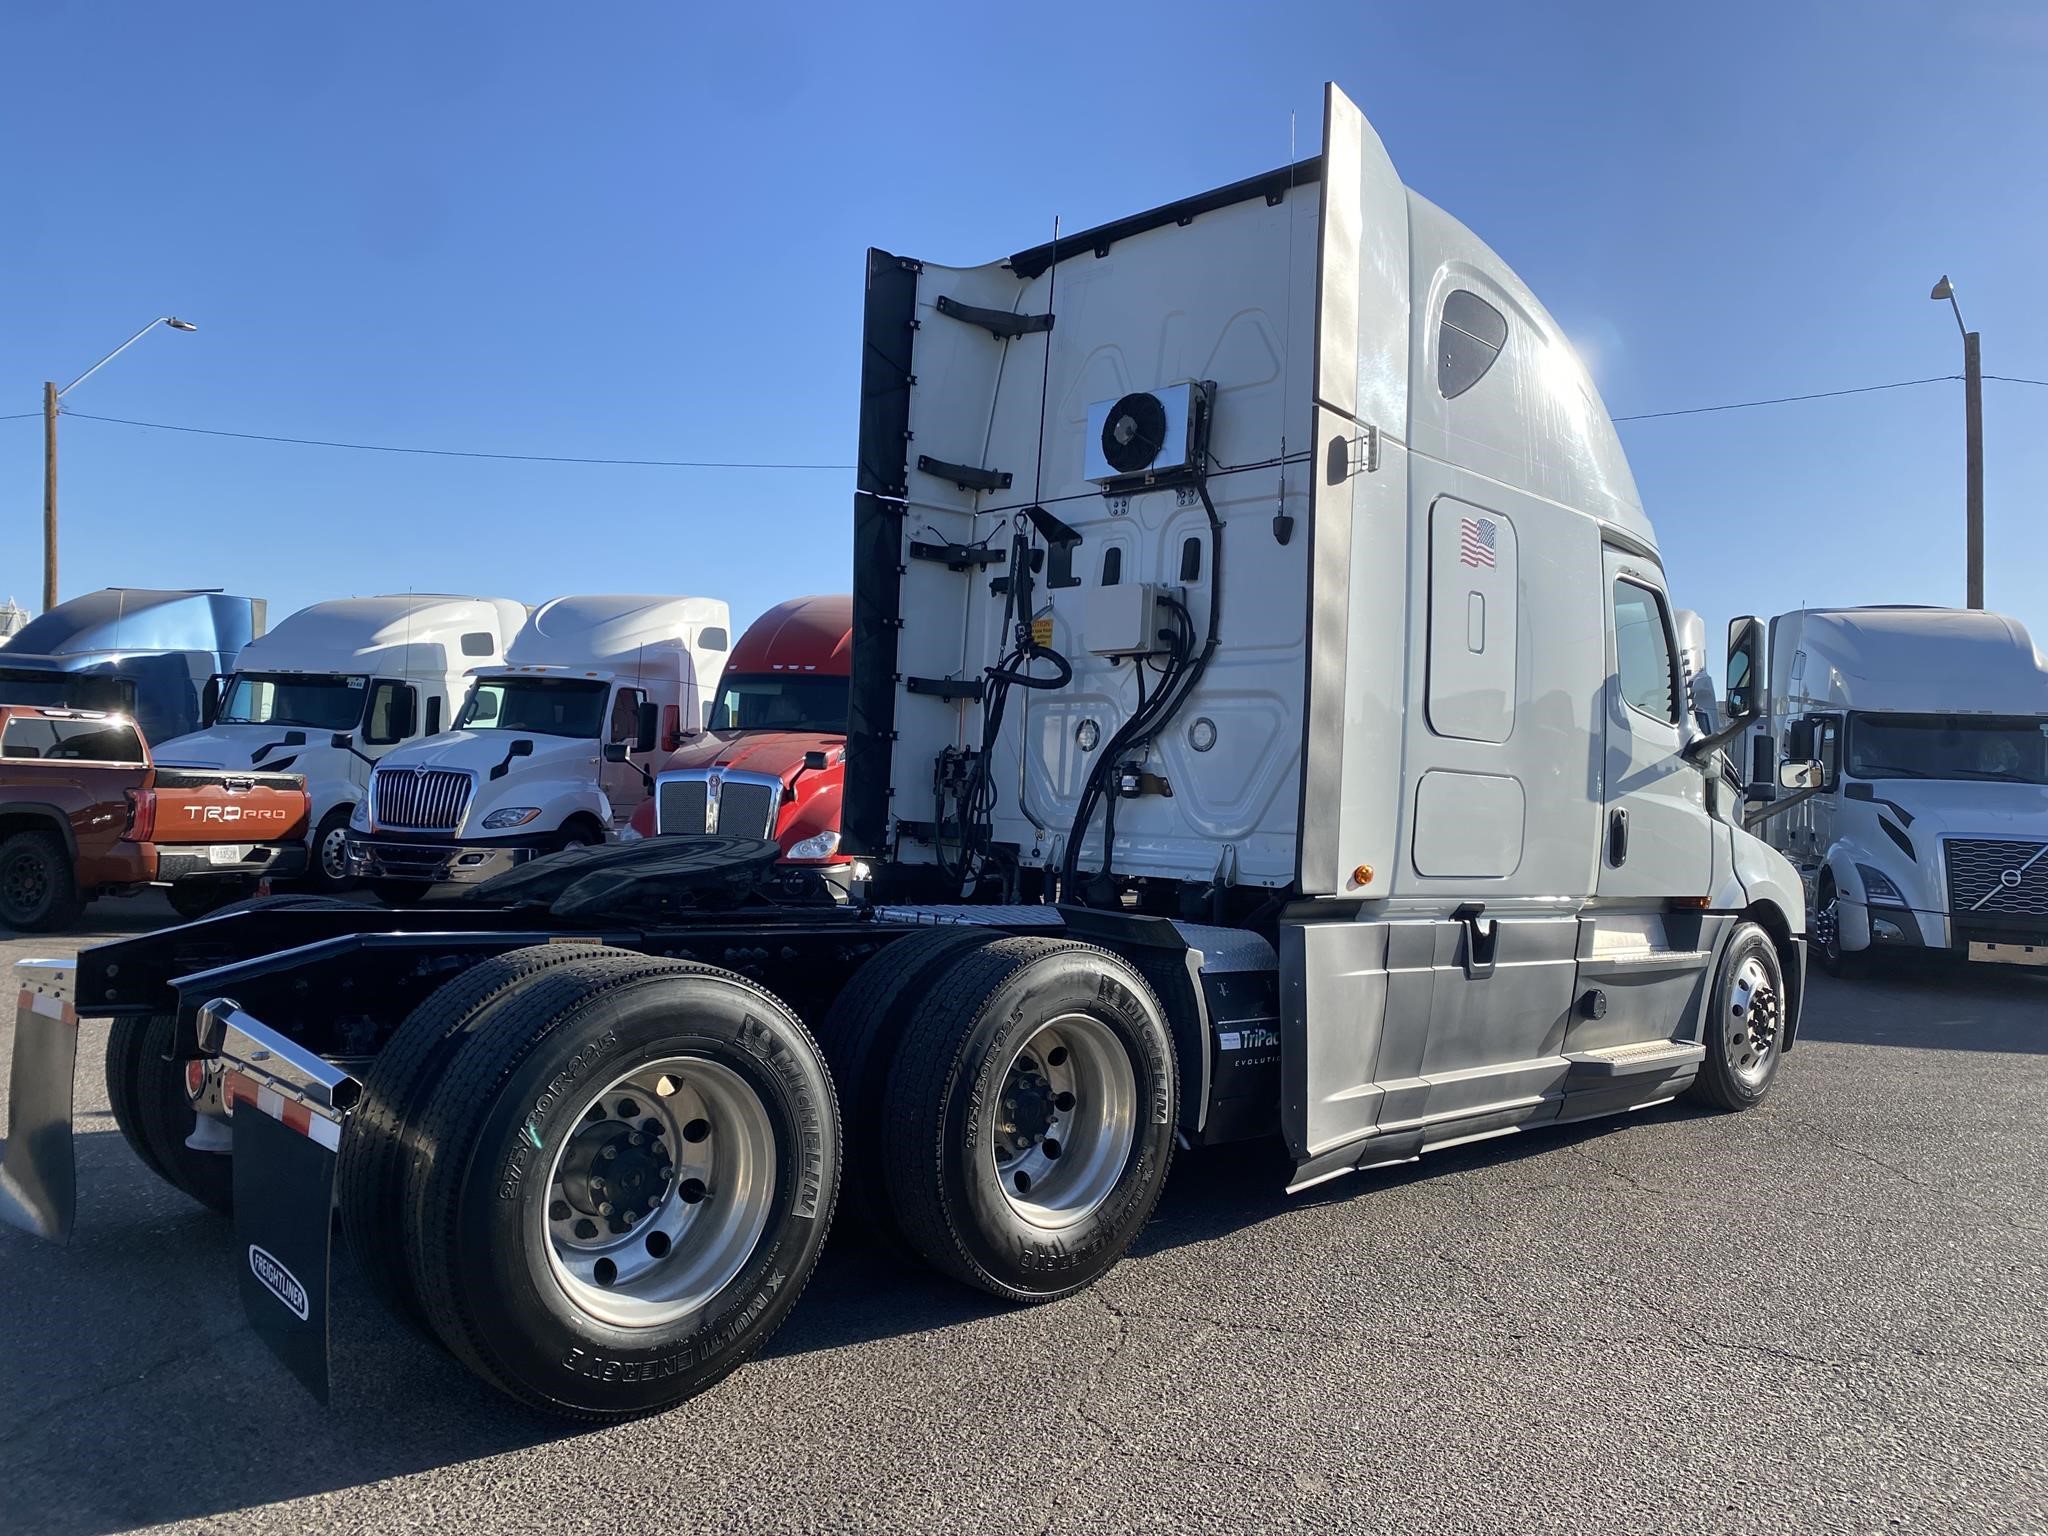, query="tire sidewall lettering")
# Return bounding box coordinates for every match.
[946,953,1176,1291]
[459,974,837,1411]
